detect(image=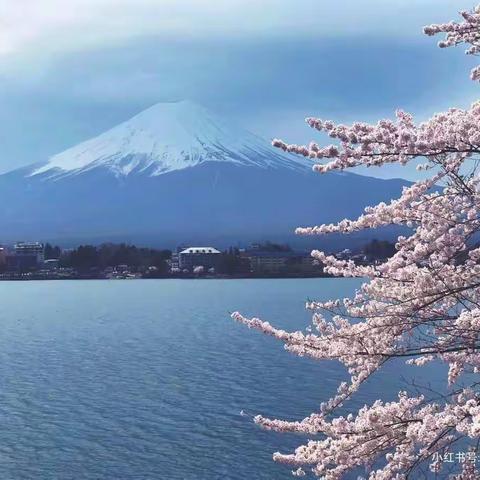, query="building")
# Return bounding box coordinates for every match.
[170,253,180,271]
[245,250,318,275]
[6,242,45,272]
[44,258,60,270]
[0,247,6,267]
[6,255,38,272]
[14,242,45,263]
[178,247,221,272]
